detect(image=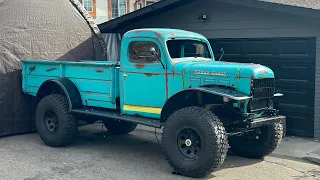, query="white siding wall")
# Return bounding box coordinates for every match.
[95,0,108,24]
